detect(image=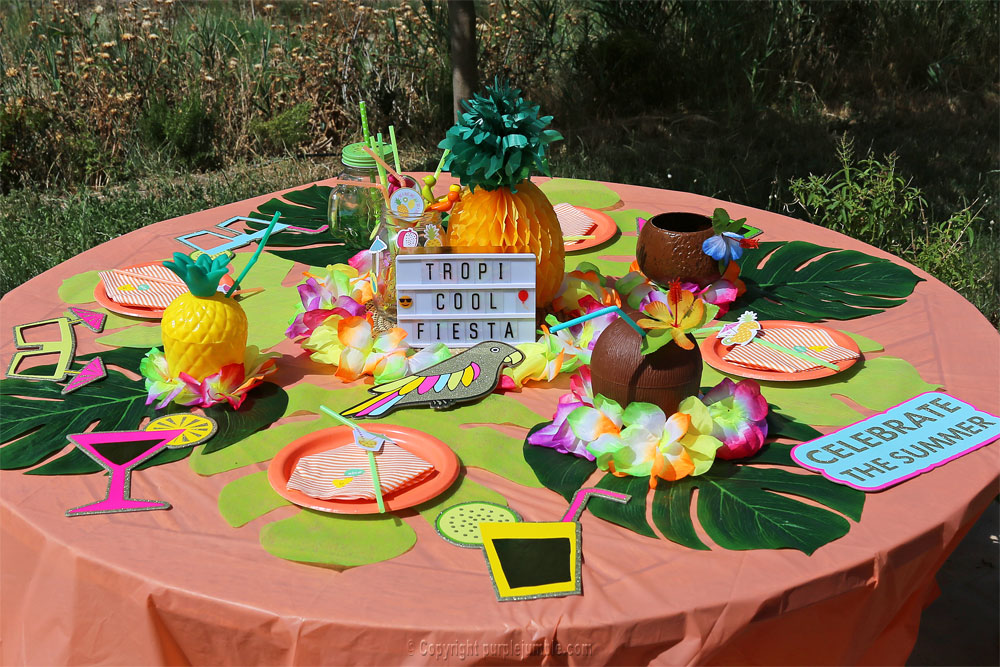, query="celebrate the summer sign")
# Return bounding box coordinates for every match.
[792,392,999,491]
